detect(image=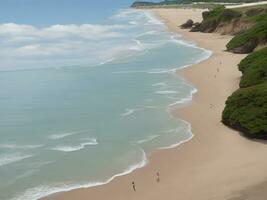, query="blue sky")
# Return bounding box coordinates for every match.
[0,0,159,25]
[0,1,162,70]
